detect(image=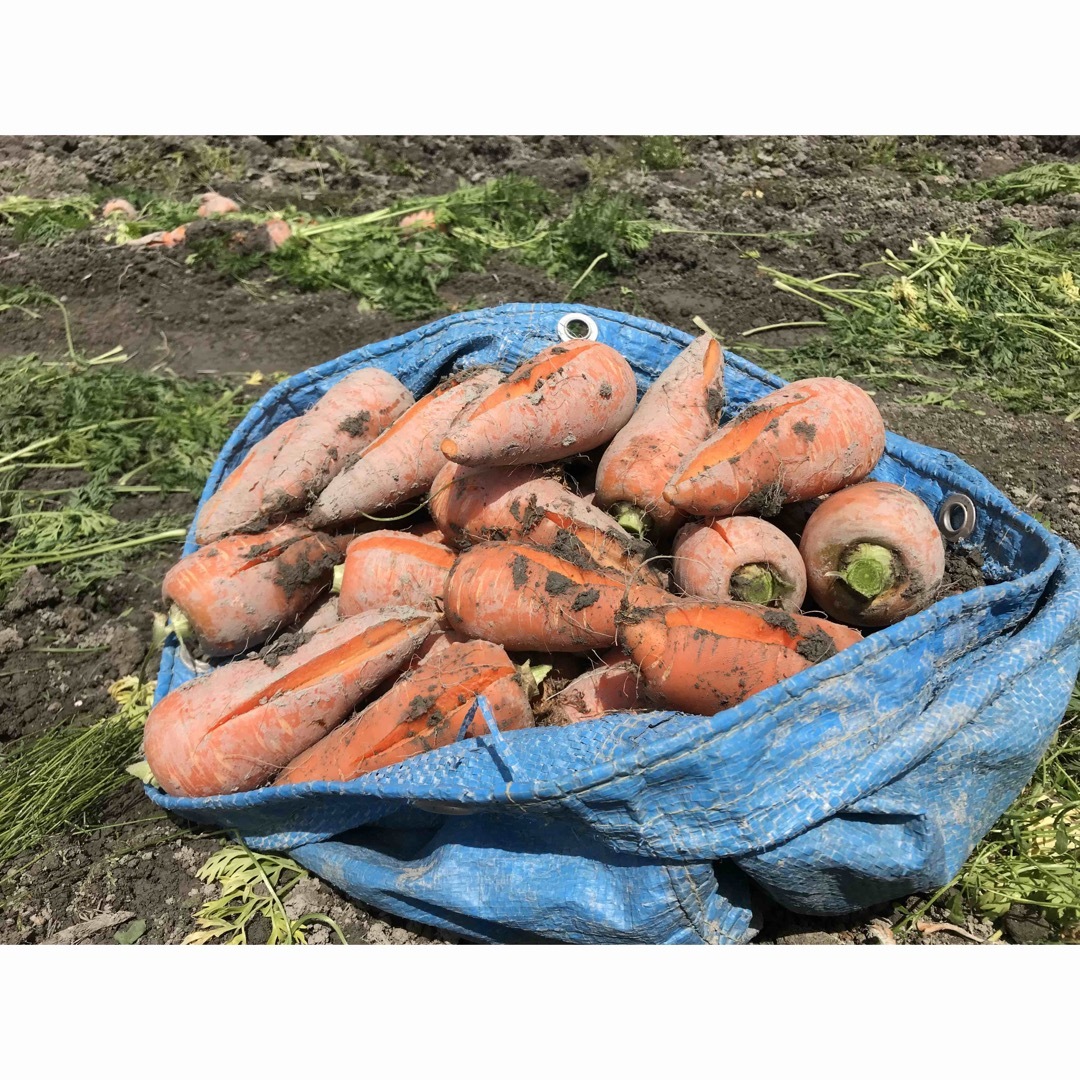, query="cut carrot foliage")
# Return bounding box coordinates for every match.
[799,481,947,627]
[162,523,341,658]
[337,530,456,616]
[441,340,638,466]
[664,377,885,518]
[308,367,502,527]
[619,599,862,715]
[595,333,725,539]
[672,516,806,612]
[143,609,439,797]
[274,639,532,785]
